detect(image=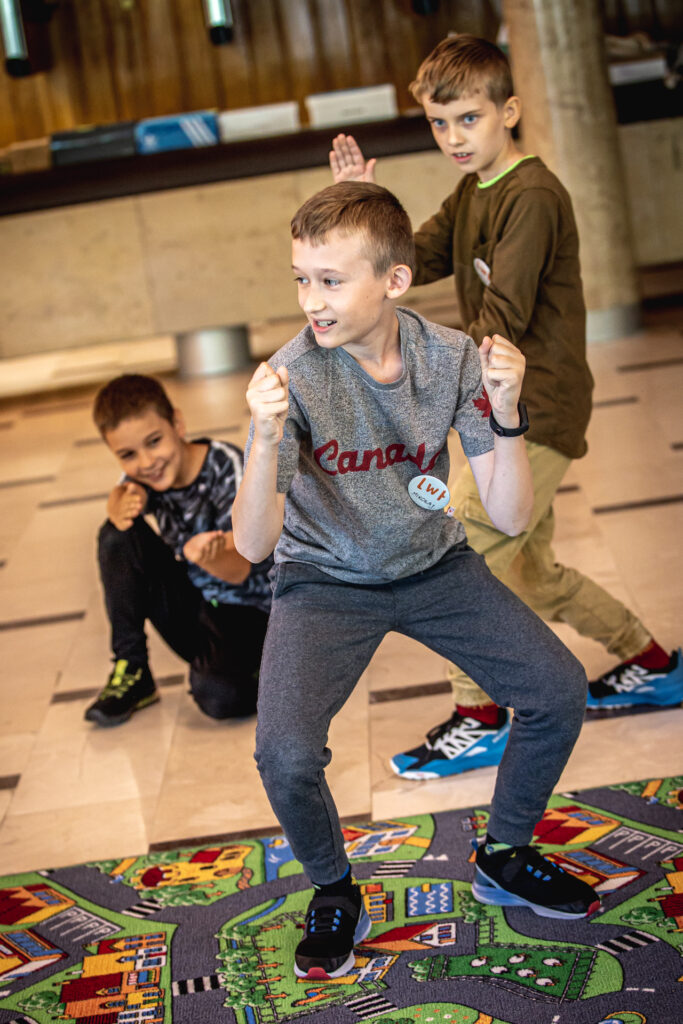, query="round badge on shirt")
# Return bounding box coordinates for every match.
[408,474,451,511]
